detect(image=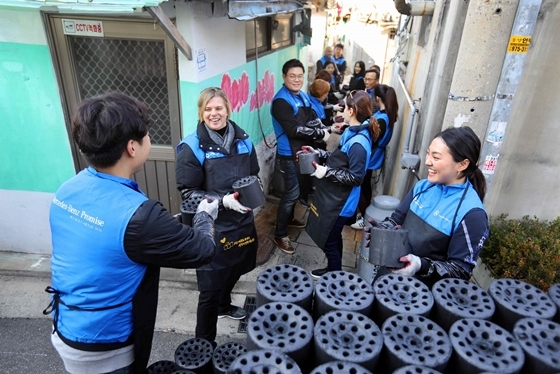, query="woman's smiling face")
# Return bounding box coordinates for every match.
[203,96,228,131]
[425,137,468,185]
[354,63,362,75]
